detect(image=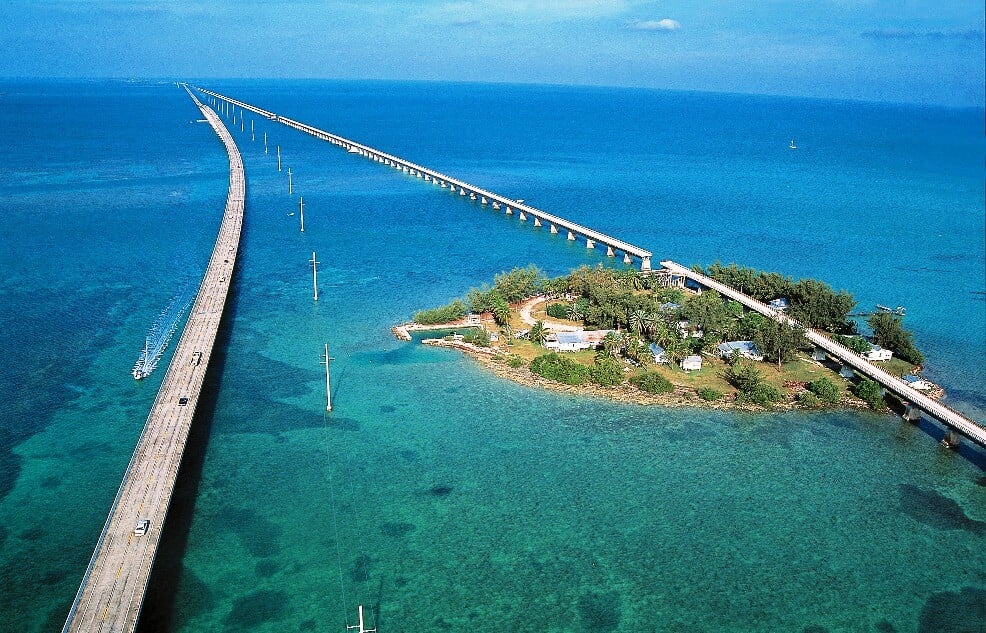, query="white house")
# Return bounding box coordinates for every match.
[862,344,893,362]
[544,330,614,353]
[717,341,764,362]
[903,374,933,390]
[678,321,704,339]
[681,355,703,371]
[649,343,668,364]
